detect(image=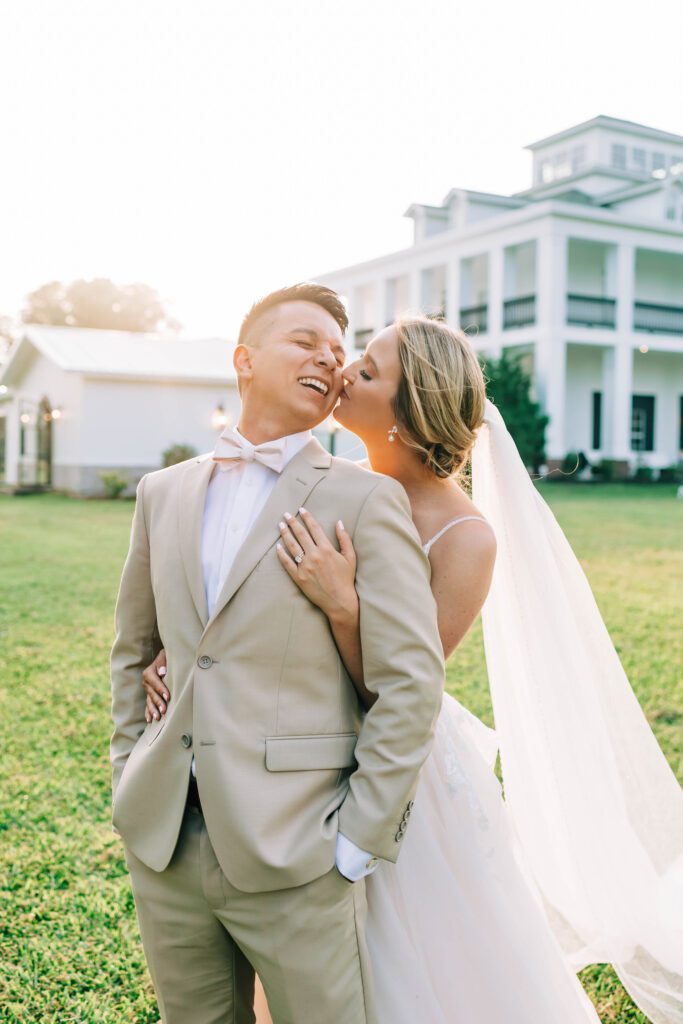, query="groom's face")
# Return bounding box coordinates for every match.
[235,300,346,433]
